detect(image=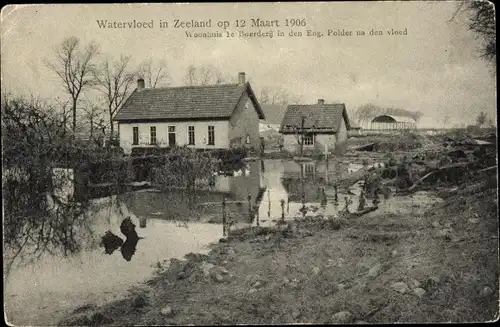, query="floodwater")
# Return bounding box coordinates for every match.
[4,199,223,326]
[4,159,370,326]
